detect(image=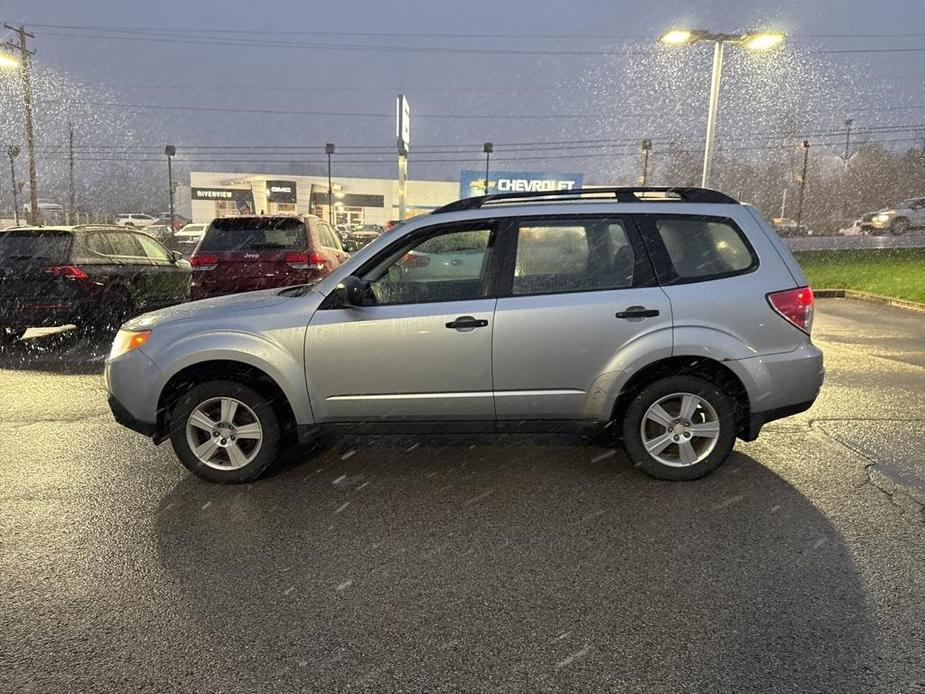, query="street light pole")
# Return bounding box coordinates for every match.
[165,145,176,230]
[658,28,785,190]
[68,122,75,224]
[796,140,810,229]
[701,40,725,188]
[7,145,20,226]
[640,139,652,185]
[483,142,493,196]
[3,24,39,224]
[325,143,335,225]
